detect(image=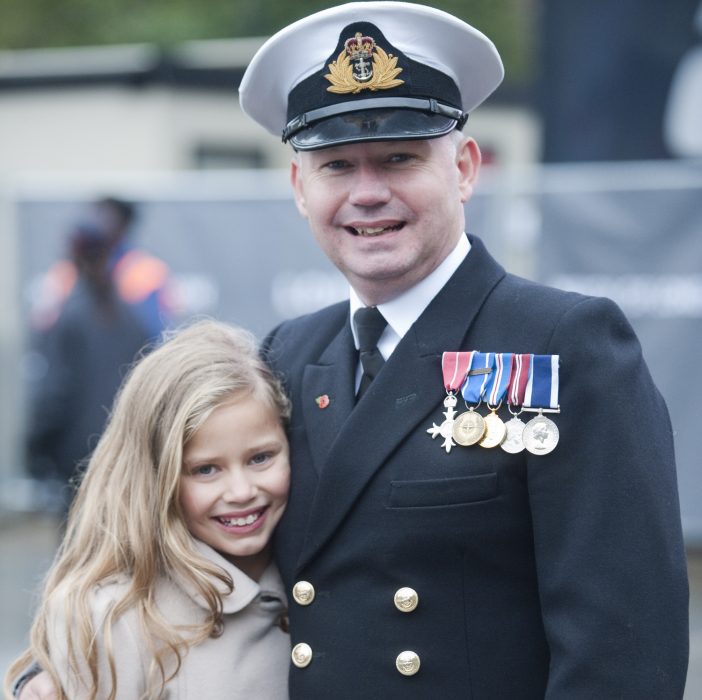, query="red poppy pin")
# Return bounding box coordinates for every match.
[315,394,330,409]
